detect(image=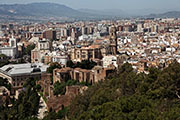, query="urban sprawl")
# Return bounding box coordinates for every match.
[0,18,180,115]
